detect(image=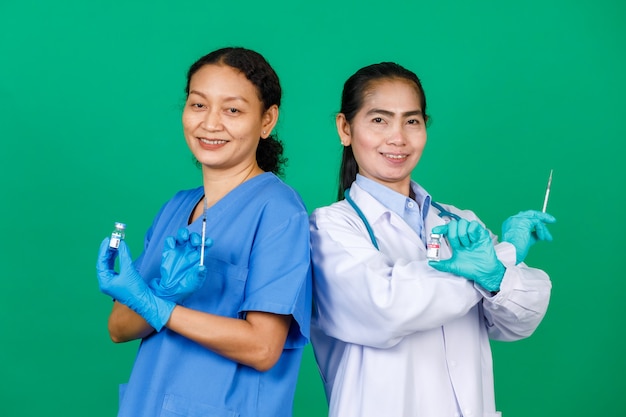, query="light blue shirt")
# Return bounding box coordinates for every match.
[355,174,432,244]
